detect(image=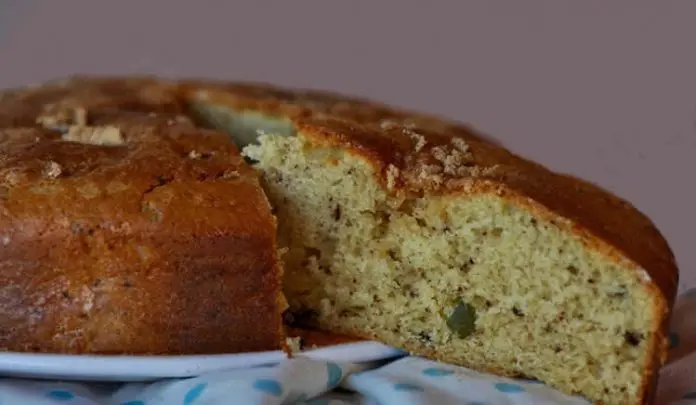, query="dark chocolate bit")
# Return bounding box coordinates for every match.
[624,331,643,346]
[417,331,433,344]
[284,308,319,327]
